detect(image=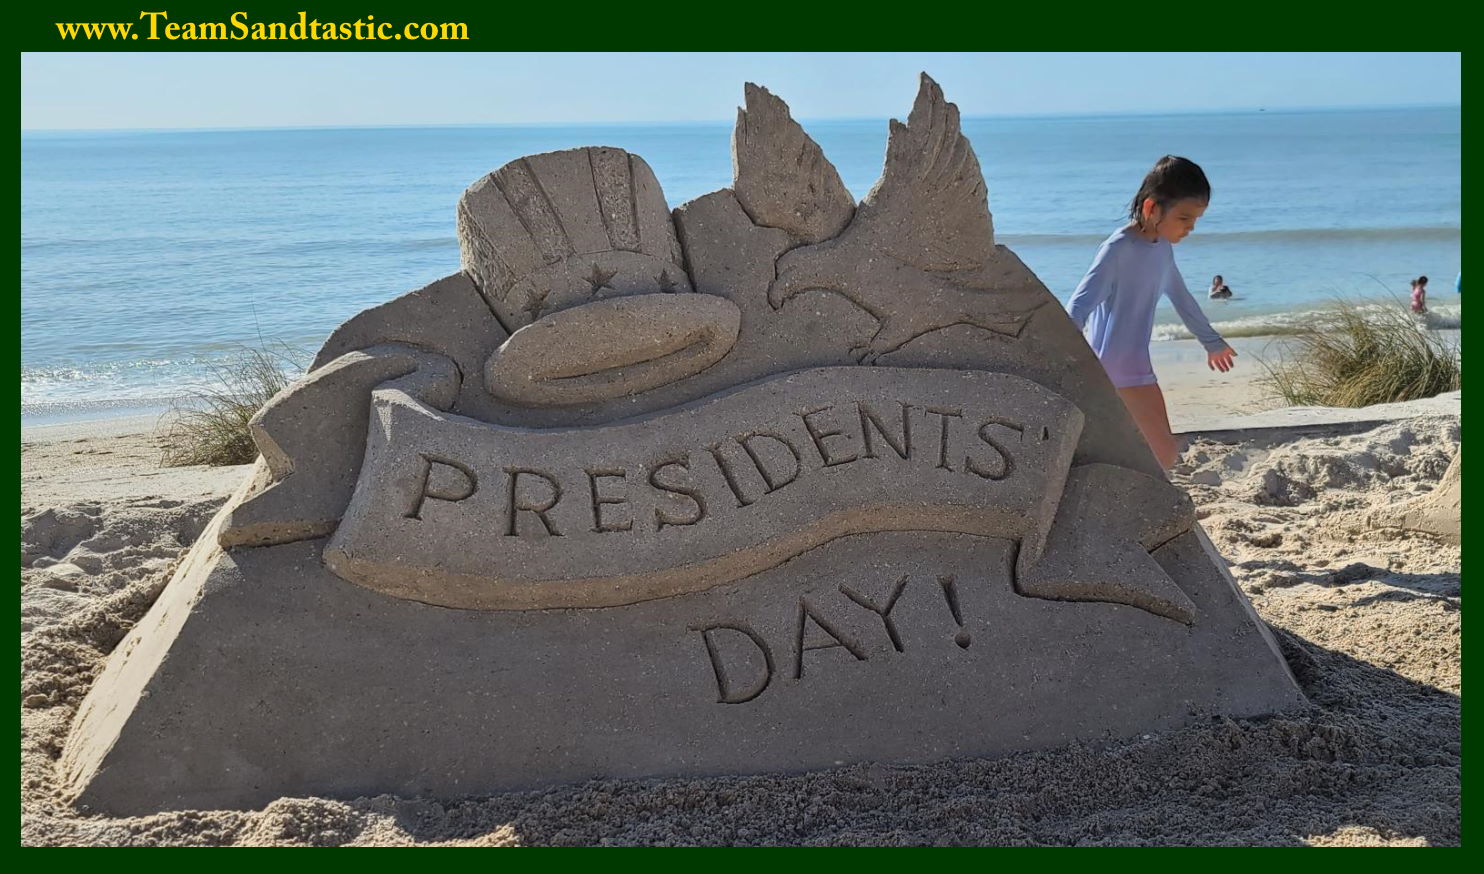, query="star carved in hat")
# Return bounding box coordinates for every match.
[585,263,617,297]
